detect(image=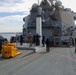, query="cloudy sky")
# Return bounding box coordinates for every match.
[0,0,76,32]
